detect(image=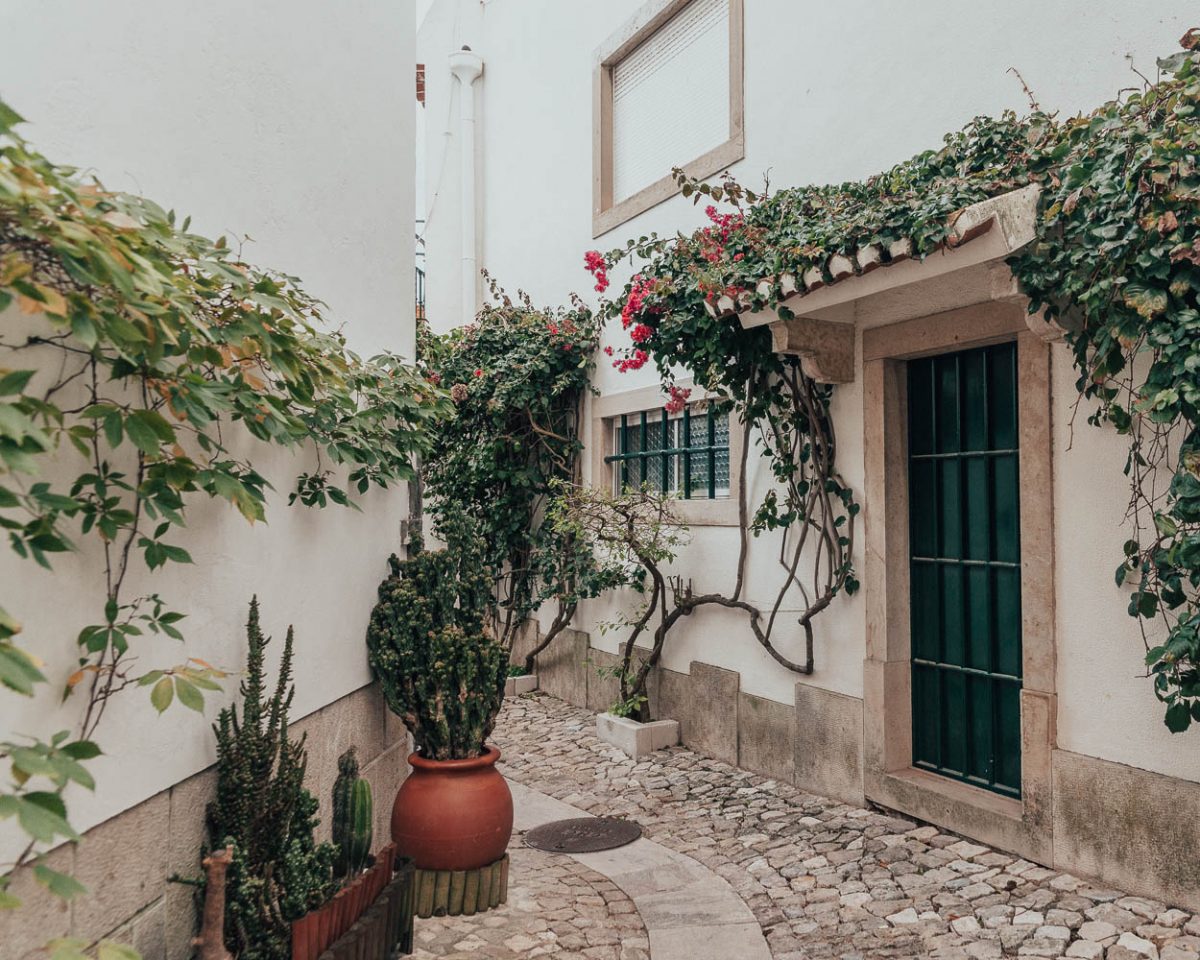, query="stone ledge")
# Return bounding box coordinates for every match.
[596,713,679,759]
[504,673,538,697]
